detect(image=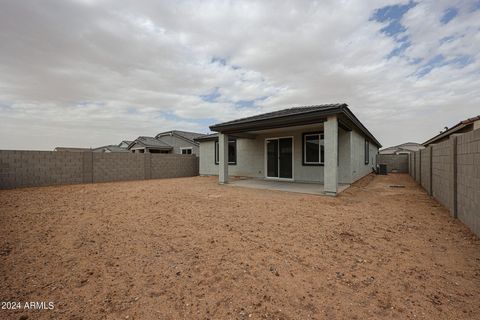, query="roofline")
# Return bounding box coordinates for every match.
[194,134,218,142]
[127,138,173,150]
[423,115,480,146]
[341,106,382,148]
[208,104,381,148]
[155,131,200,146]
[129,145,173,150]
[119,140,132,146]
[423,122,470,146]
[210,104,344,129]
